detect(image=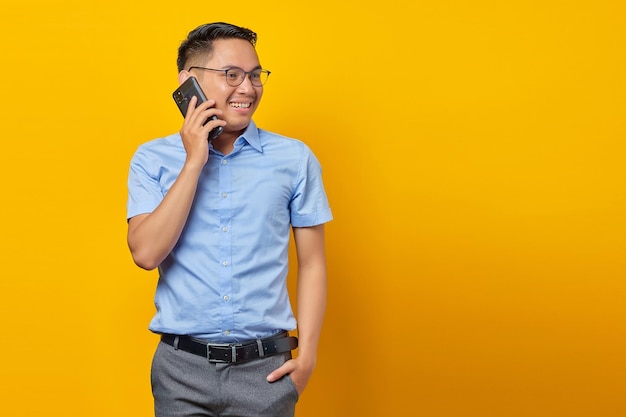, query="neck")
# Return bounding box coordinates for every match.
[211,130,242,155]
